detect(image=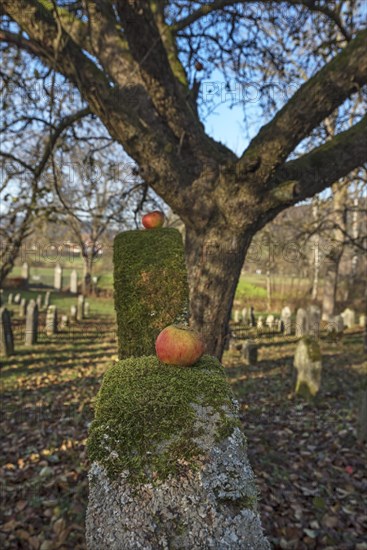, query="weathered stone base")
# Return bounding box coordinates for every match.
[86,426,270,550]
